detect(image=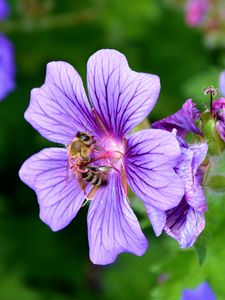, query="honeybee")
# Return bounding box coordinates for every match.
[68,132,95,160]
[80,165,110,186]
[68,132,110,199]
